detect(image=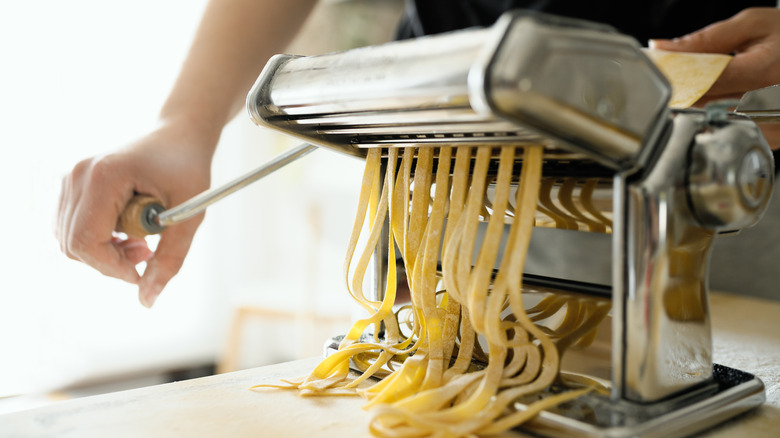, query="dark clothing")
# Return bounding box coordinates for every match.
[397,0,775,45]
